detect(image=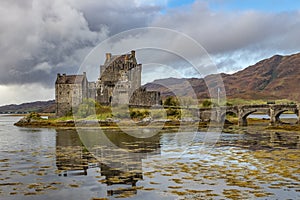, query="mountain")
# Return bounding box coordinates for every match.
[0,100,55,113]
[144,52,300,101]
